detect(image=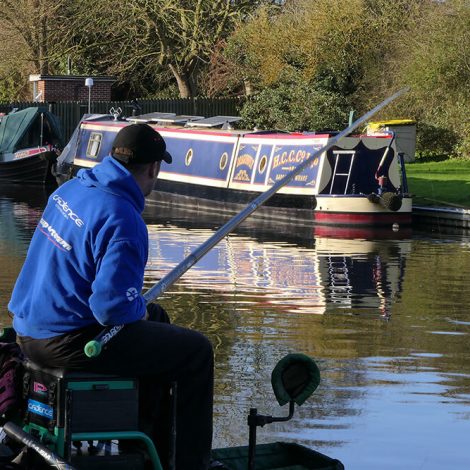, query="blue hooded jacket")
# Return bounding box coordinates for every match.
[9,157,148,339]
